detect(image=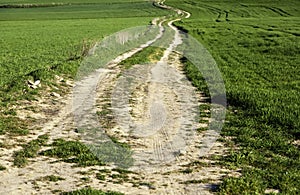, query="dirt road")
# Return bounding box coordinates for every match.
[0,1,236,194]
